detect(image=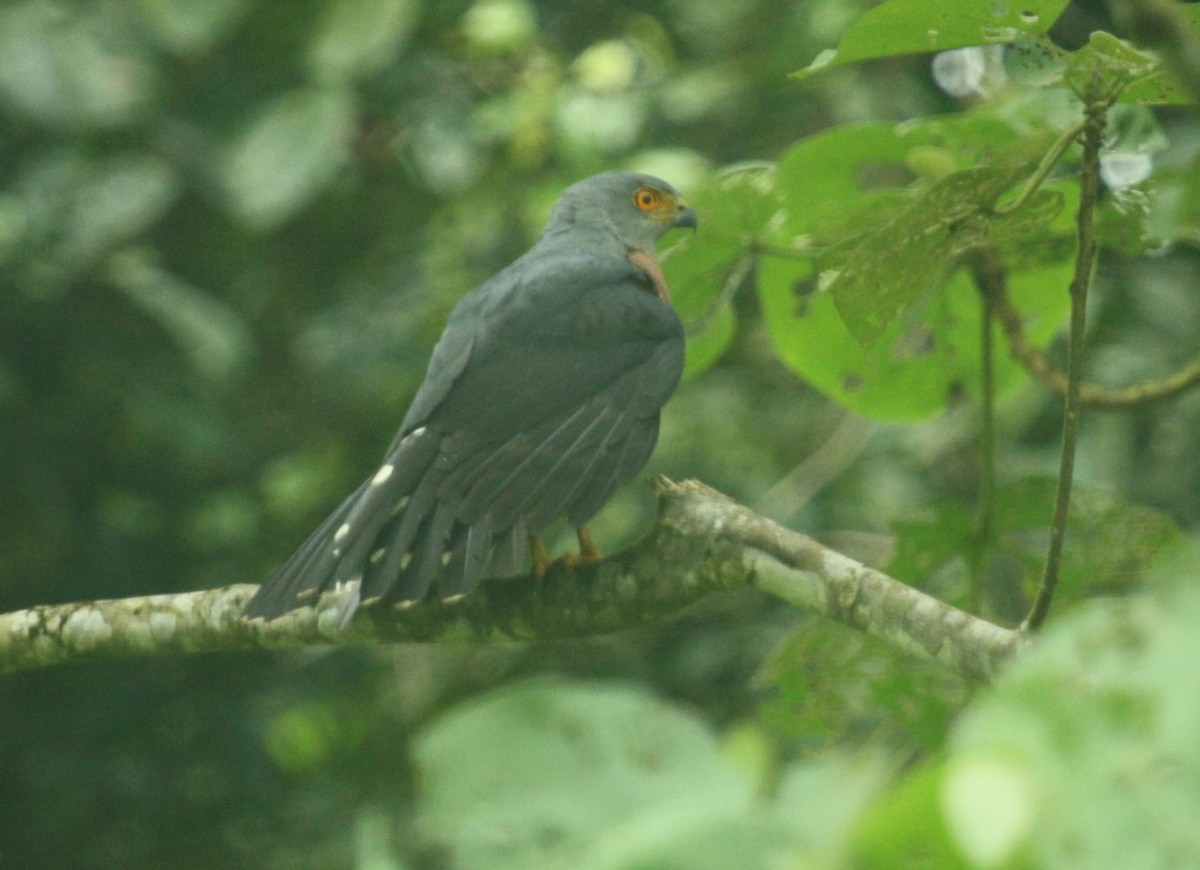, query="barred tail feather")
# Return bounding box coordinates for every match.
[243,427,439,620]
